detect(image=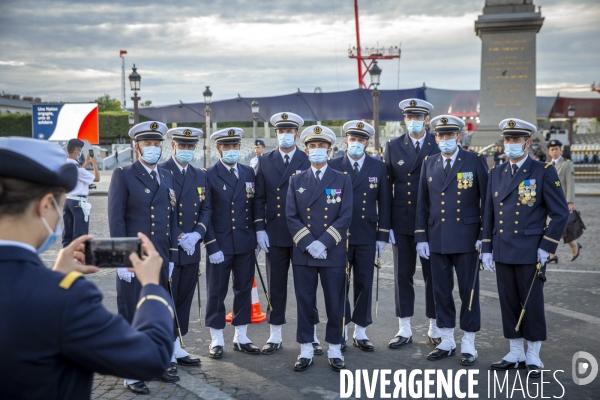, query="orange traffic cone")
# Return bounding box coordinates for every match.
[225,277,266,323]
